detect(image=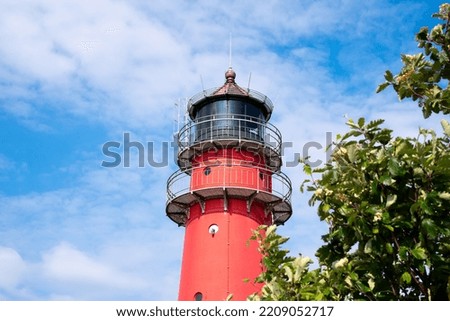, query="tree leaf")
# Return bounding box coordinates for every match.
[346,143,357,163]
[358,117,365,127]
[376,82,390,93]
[367,119,385,129]
[386,194,397,208]
[384,70,394,82]
[283,264,294,282]
[266,225,277,237]
[441,119,450,136]
[303,163,312,175]
[380,175,395,186]
[411,247,427,260]
[388,158,404,176]
[364,239,373,254]
[395,140,412,156]
[344,276,353,287]
[421,218,438,238]
[401,271,412,284]
[438,192,450,200]
[385,242,394,254]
